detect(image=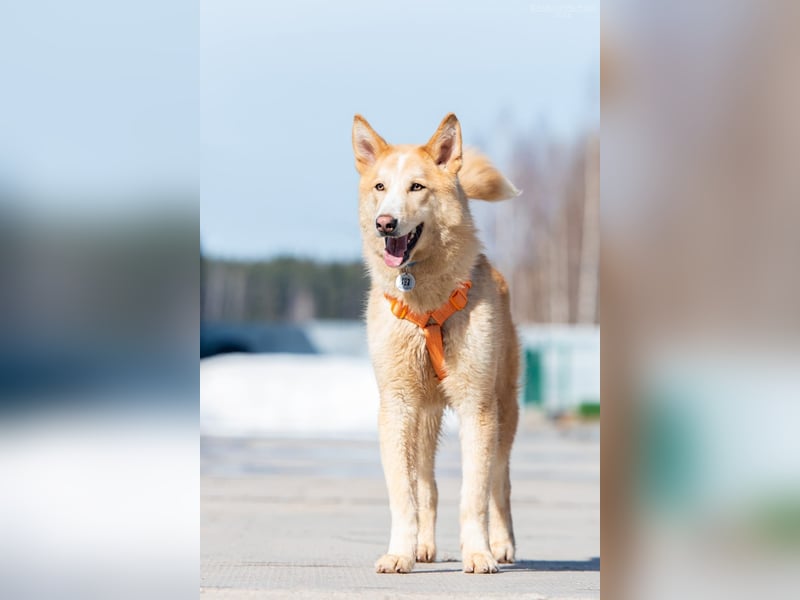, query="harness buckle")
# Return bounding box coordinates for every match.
[390,298,409,319]
[449,287,469,311]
